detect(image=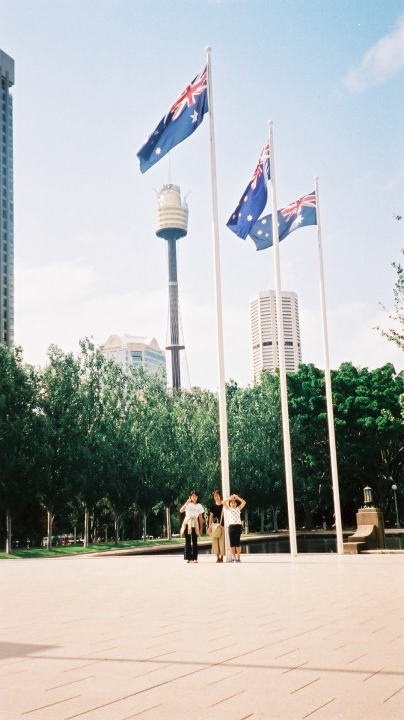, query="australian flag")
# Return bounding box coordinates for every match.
[226,143,270,239]
[249,191,317,251]
[137,66,208,173]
